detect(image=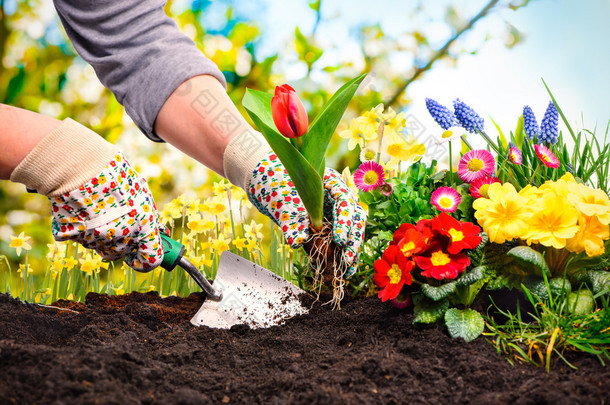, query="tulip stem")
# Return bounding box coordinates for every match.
[293,136,304,151]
